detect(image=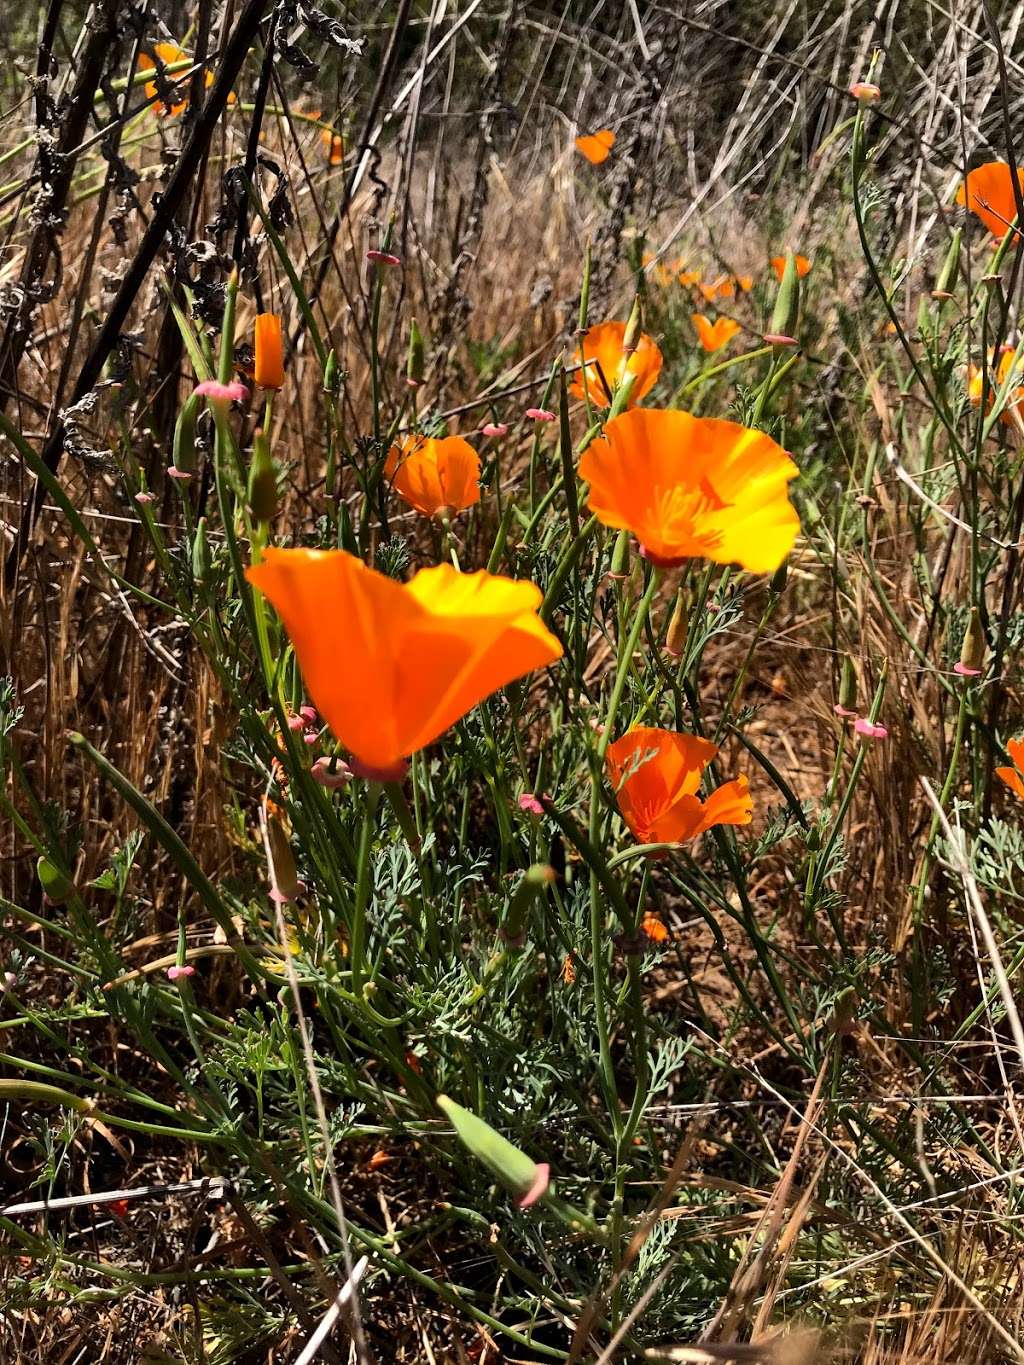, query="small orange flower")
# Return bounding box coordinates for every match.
[570,320,663,408]
[641,911,669,942]
[996,738,1024,798]
[140,42,233,117]
[691,314,741,352]
[771,254,811,281]
[578,407,799,572]
[957,162,1024,240]
[561,954,577,984]
[734,274,754,292]
[678,267,702,287]
[254,313,285,389]
[384,434,481,519]
[968,347,1024,426]
[246,550,562,775]
[606,728,752,845]
[320,128,344,165]
[698,276,735,302]
[575,129,615,164]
